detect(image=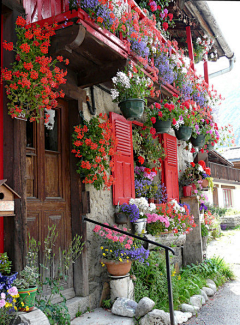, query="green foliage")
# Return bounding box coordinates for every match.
[201,223,209,237]
[102,299,112,309]
[146,221,166,235]
[132,250,234,312]
[13,265,39,289]
[132,125,165,168]
[0,252,12,275]
[75,309,83,317]
[206,204,227,218]
[25,225,84,325]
